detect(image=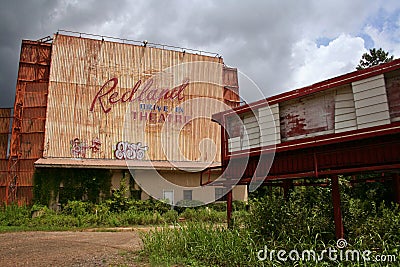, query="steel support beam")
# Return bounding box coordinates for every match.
[226,188,233,228]
[331,175,344,239]
[393,173,400,205]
